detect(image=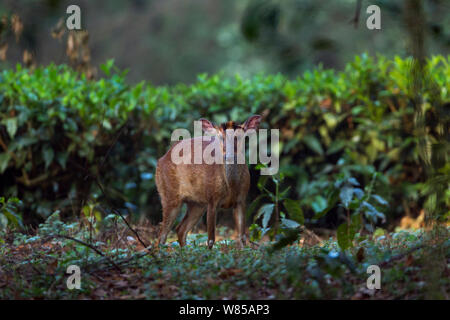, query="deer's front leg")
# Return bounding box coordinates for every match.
[207,202,217,249]
[233,203,246,248]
